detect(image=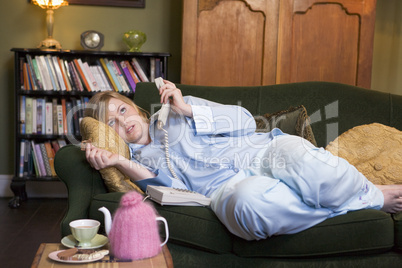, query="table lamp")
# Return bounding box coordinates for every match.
[32,0,68,49]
